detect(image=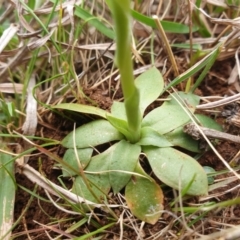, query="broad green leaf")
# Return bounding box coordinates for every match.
[106,114,132,140]
[0,147,15,240]
[53,103,107,119]
[125,163,164,224]
[164,126,200,152]
[164,114,222,152]
[110,101,127,121]
[170,91,200,109]
[74,6,115,39]
[137,127,173,147]
[62,148,93,177]
[62,119,124,148]
[144,146,208,195]
[135,67,164,116]
[196,114,223,131]
[131,10,198,33]
[142,92,200,134]
[72,147,112,204]
[109,140,141,193]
